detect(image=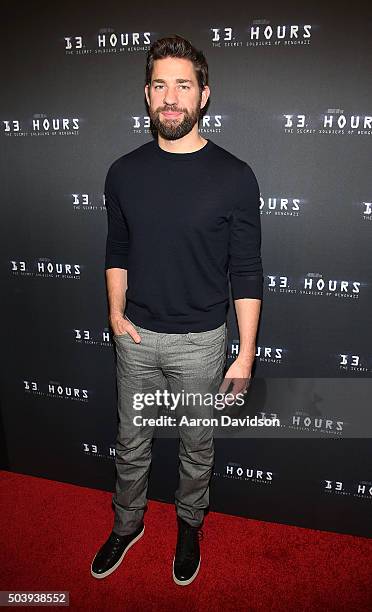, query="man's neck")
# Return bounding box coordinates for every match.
[157,134,208,154]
